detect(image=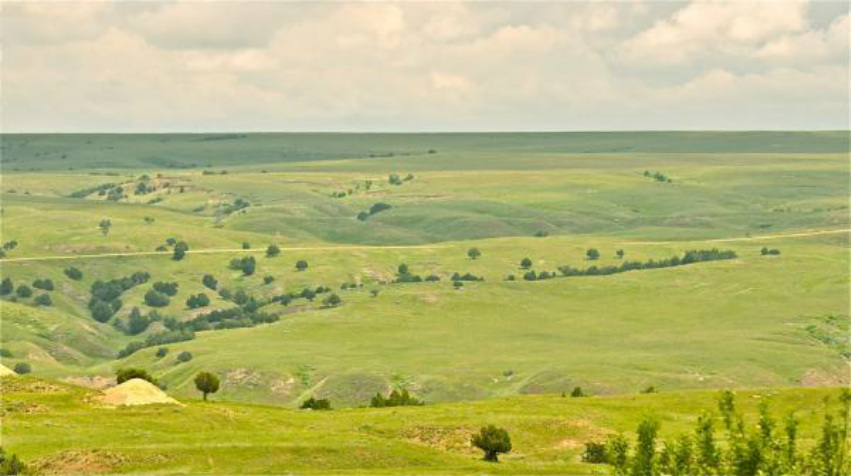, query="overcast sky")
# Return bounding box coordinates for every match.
[2,1,848,132]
